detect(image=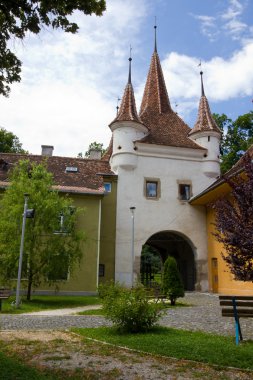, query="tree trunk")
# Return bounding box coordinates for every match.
[27,271,33,301]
